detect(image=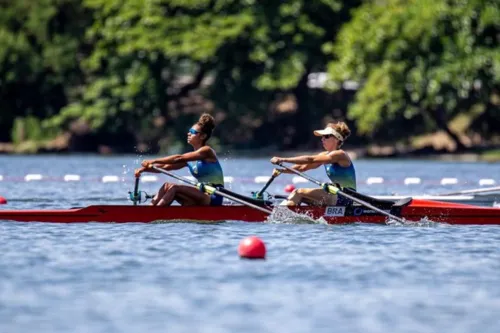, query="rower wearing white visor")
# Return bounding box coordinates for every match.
[270,121,357,206]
